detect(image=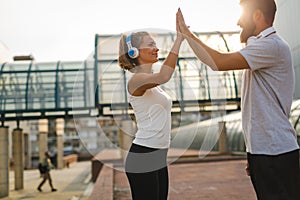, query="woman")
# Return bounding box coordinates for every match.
[118,25,184,199]
[37,151,57,192]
